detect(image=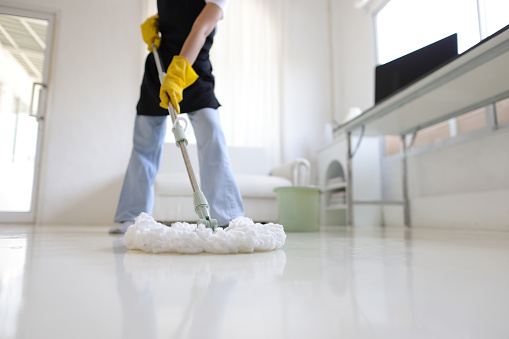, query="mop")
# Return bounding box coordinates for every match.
[125,46,286,254]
